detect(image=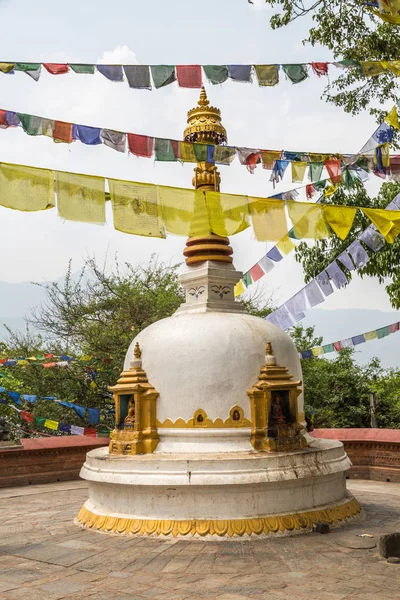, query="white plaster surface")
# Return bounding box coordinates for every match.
[156,428,253,453]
